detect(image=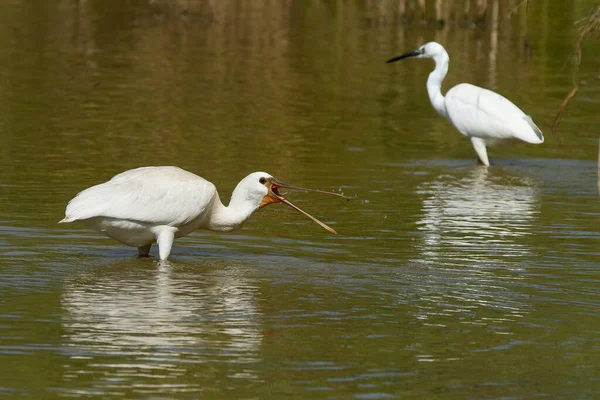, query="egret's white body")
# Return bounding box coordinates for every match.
[60,166,346,260]
[387,42,544,166]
